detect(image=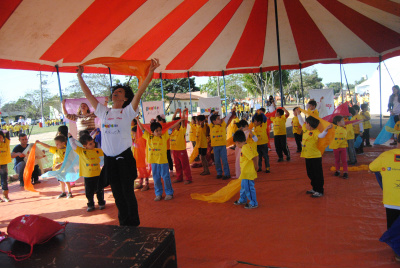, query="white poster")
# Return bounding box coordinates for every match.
[142,101,164,123]
[198,97,221,115]
[309,89,334,118]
